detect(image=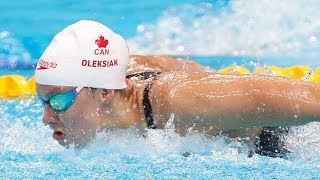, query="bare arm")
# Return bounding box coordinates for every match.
[150,72,320,132]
